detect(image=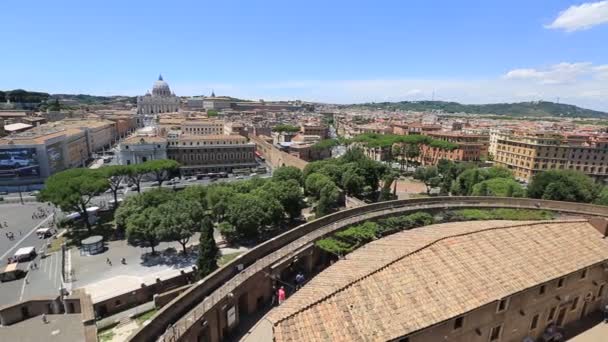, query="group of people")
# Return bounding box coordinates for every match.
[32,207,51,220]
[106,257,127,266]
[3,231,20,240]
[272,271,306,306]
